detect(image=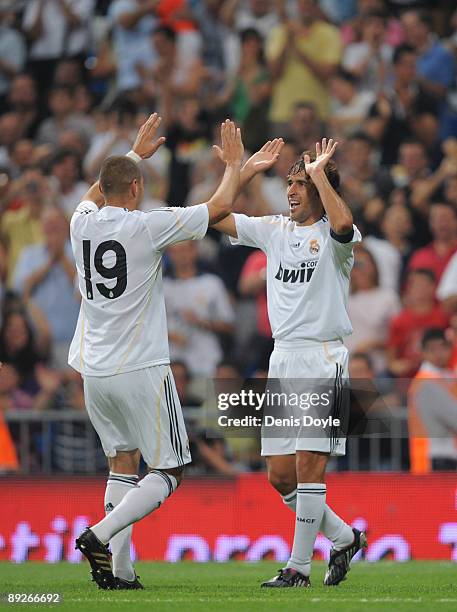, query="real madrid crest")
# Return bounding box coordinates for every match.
[309,239,320,255]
